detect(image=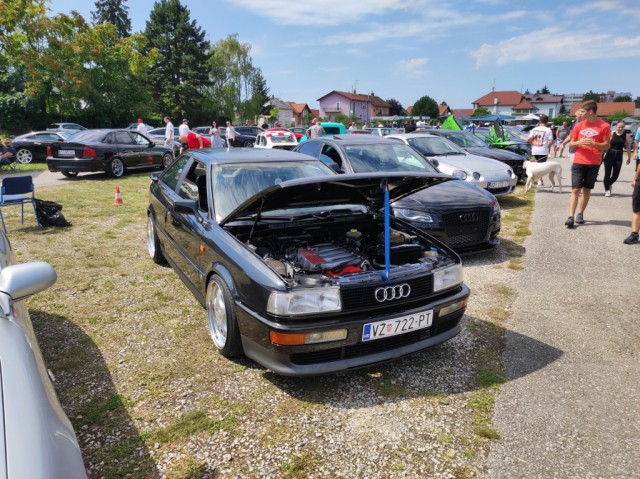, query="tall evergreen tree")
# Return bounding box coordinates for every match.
[143,0,211,121]
[386,98,404,116]
[92,0,132,37]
